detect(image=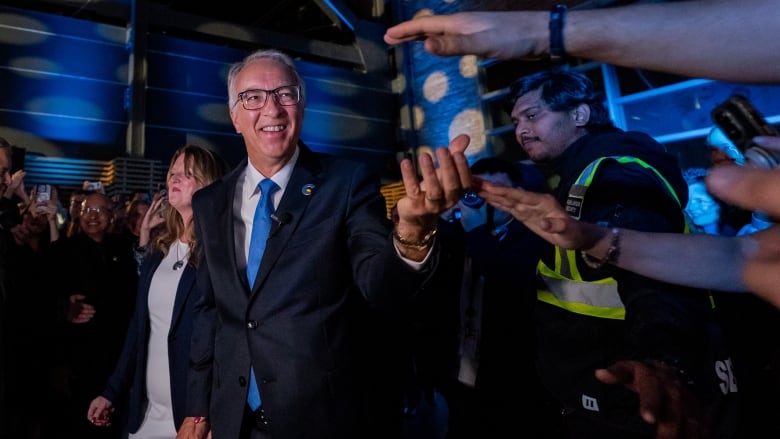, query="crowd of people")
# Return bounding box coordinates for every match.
[0,148,146,437]
[1,1,780,438]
